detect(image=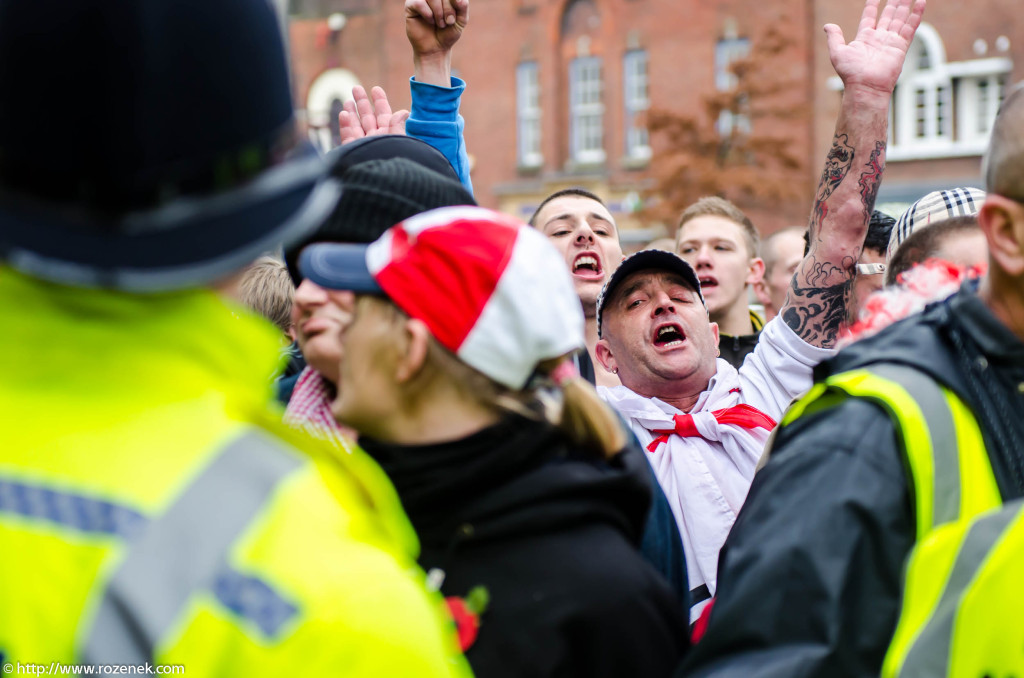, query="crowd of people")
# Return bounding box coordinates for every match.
[2,0,1023,675]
